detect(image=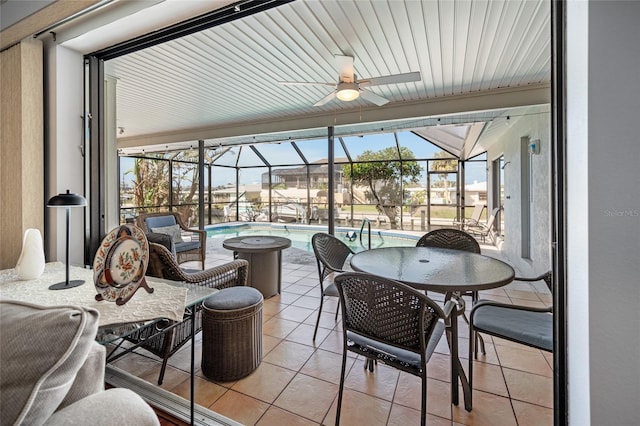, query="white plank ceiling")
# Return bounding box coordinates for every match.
[66,0,551,159]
